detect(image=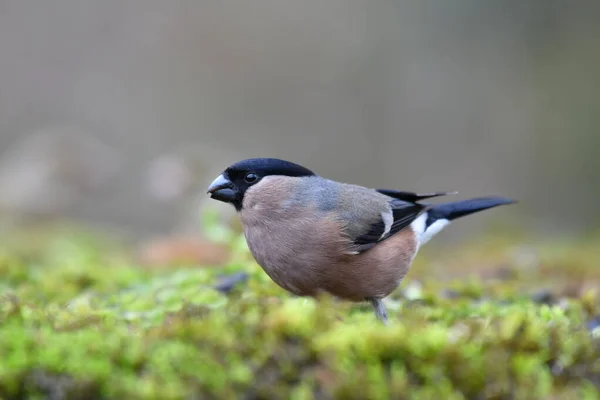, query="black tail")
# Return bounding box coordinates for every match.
[426,196,516,227]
